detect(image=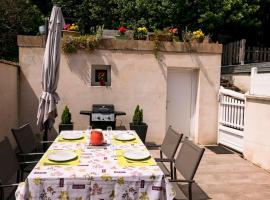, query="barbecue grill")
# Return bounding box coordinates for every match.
[80,104,126,130]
